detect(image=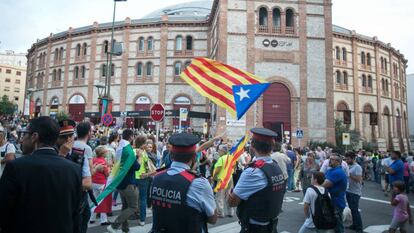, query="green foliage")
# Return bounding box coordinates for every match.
[0,95,16,116]
[56,111,71,122]
[334,119,361,153]
[362,142,377,152]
